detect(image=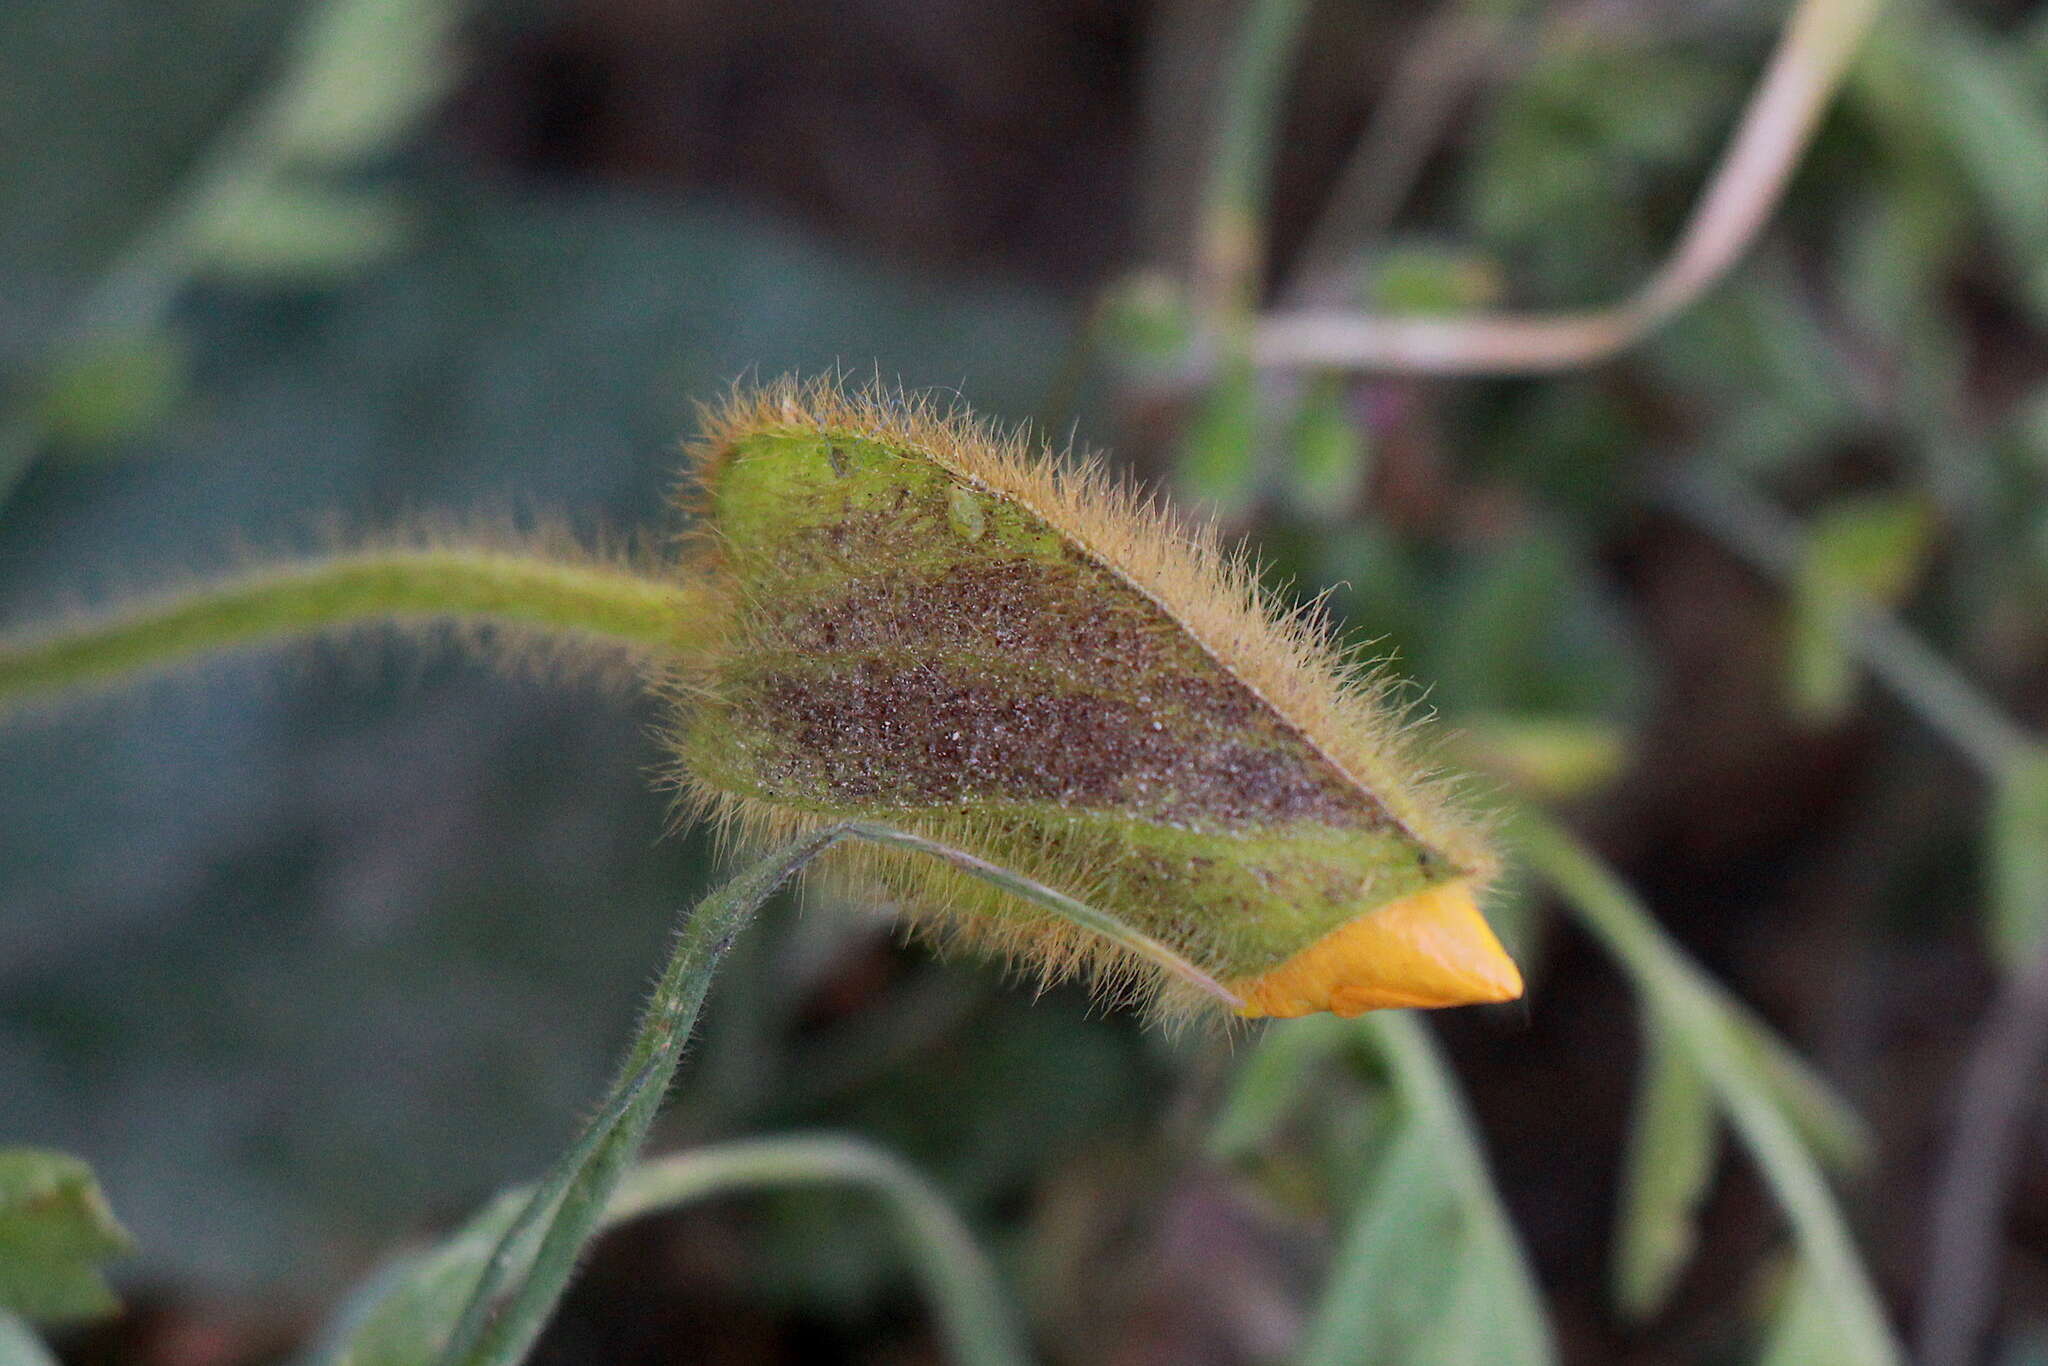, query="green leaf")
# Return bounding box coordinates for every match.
[1988,747,2048,965]
[1612,1021,1718,1320]
[266,0,465,168]
[1365,244,1504,316]
[1726,1009,1872,1176]
[1758,1261,1857,1366]
[1179,356,1261,514]
[1205,1013,1350,1162]
[1514,812,1902,1366]
[1296,1014,1554,1366]
[1457,713,1629,800]
[1917,13,2048,317]
[1788,494,1930,724]
[32,332,189,448]
[1098,271,1194,374]
[201,183,412,281]
[1284,376,1370,518]
[0,1149,134,1323]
